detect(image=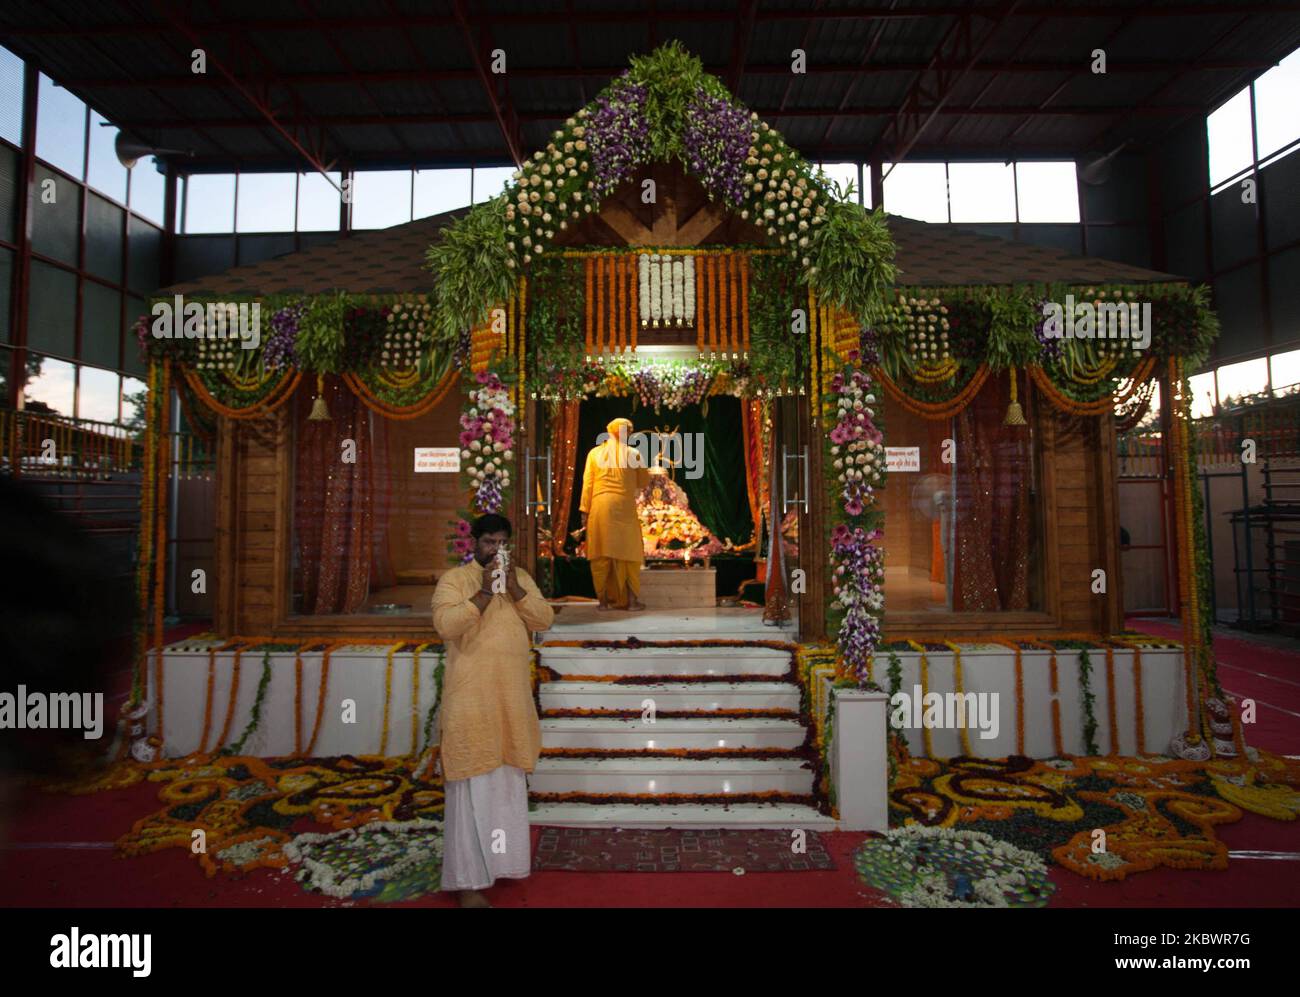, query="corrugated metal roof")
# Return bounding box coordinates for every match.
[1,0,1297,171]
